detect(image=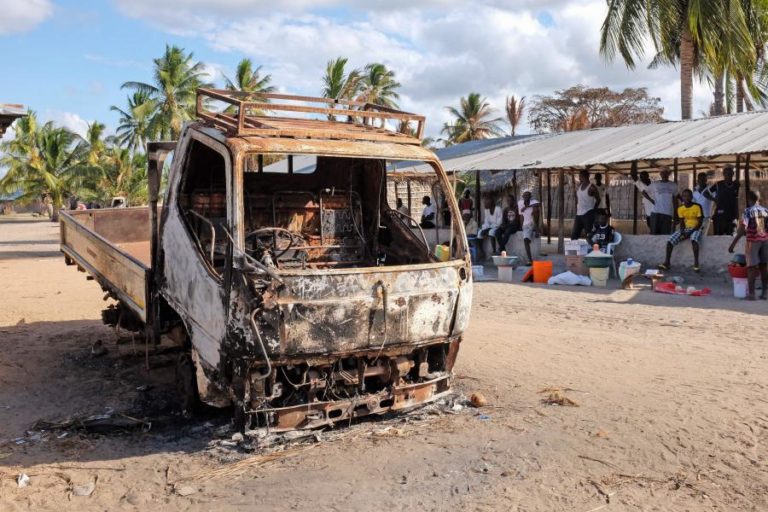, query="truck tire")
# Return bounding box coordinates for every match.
[176,352,200,419]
